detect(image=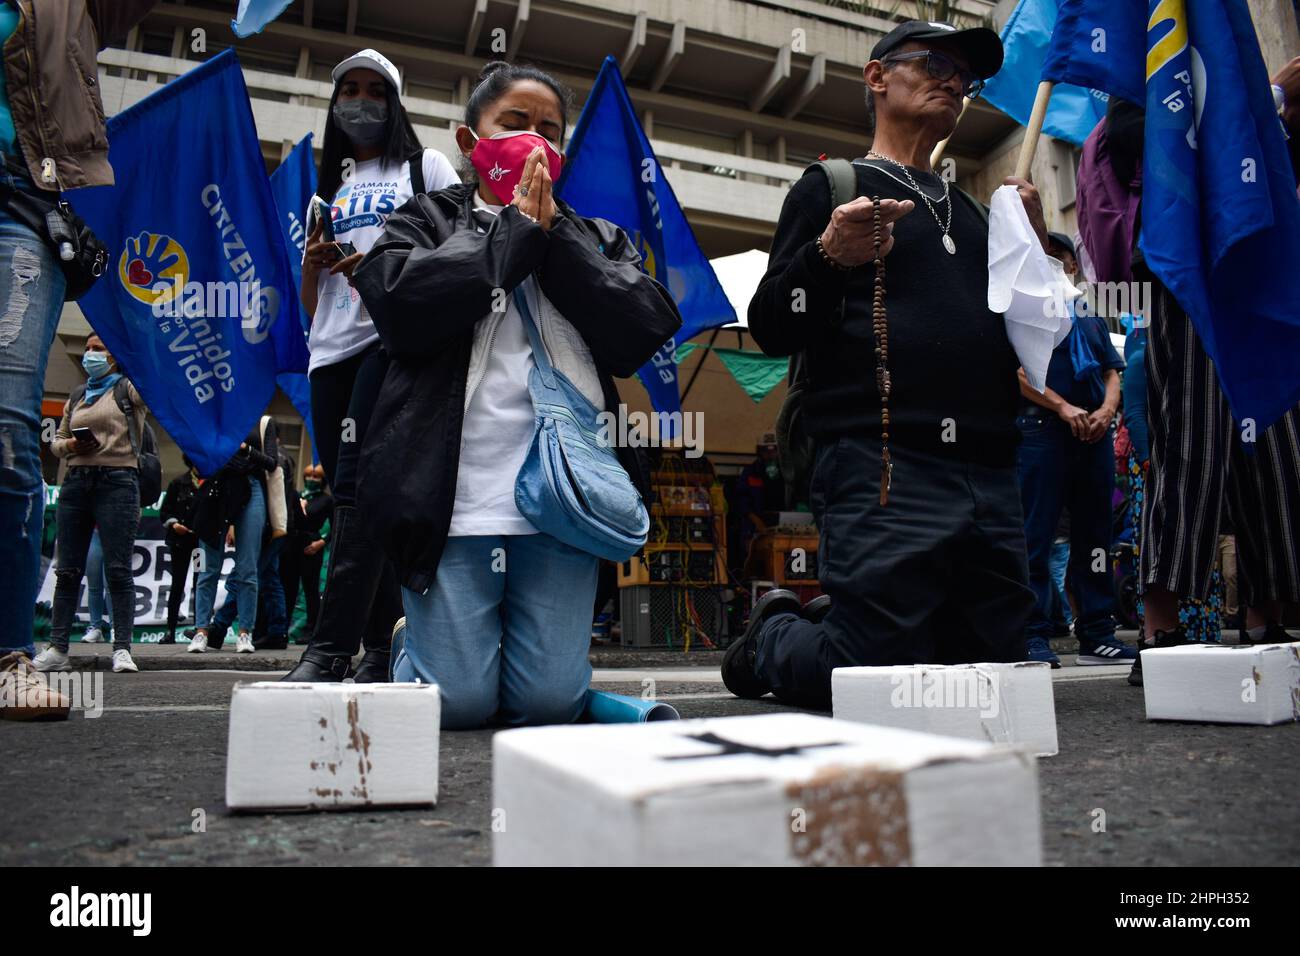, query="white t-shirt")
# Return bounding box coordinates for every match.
[306,148,459,374]
[447,195,540,537]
